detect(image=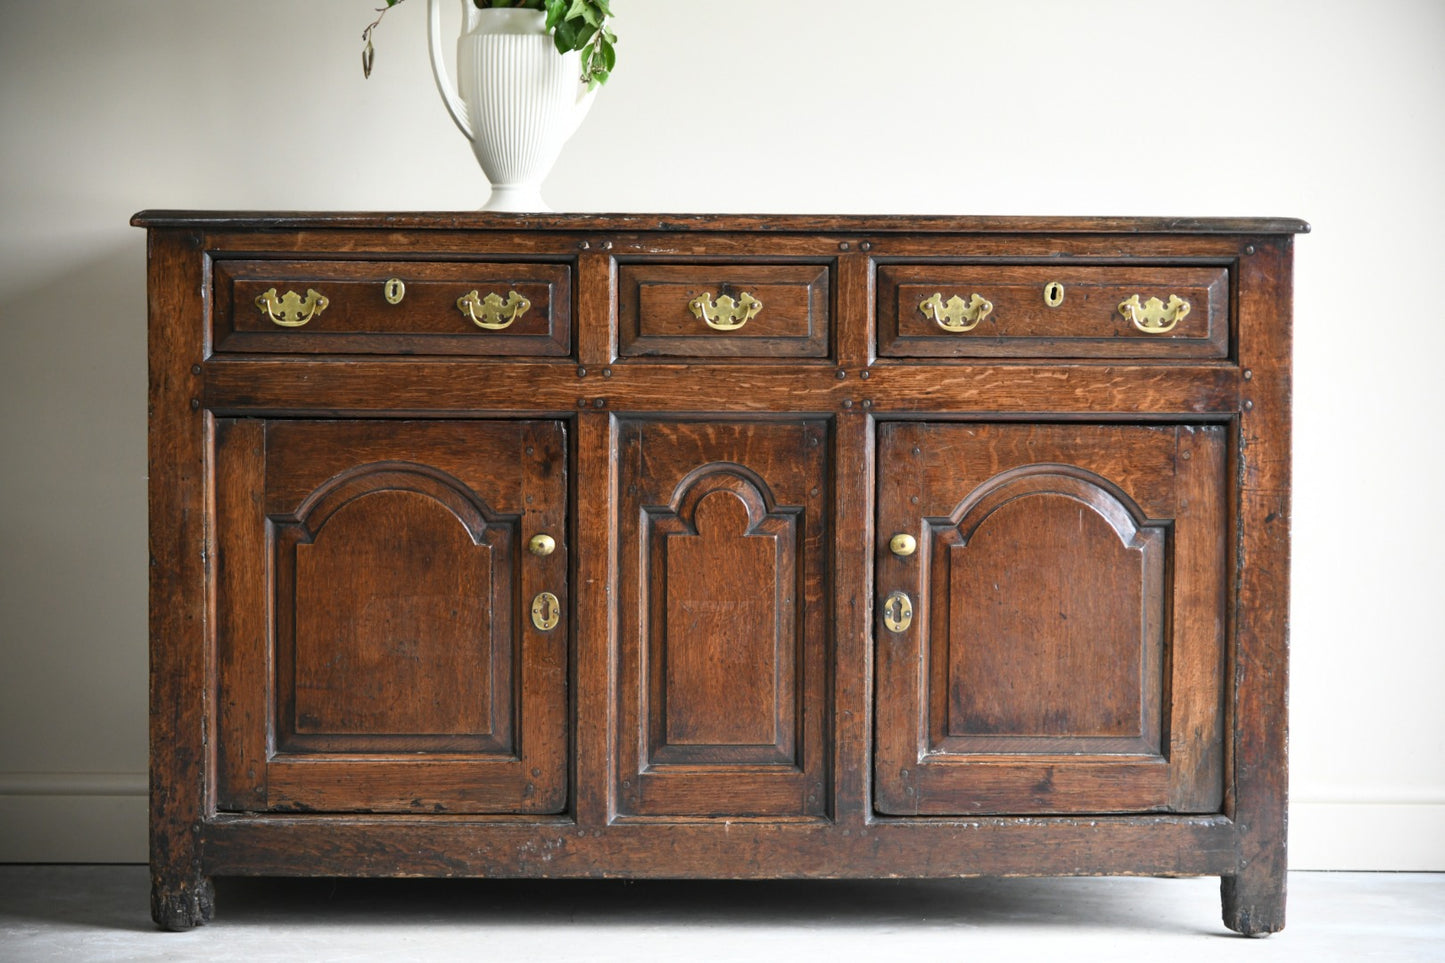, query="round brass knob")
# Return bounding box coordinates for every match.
[528,534,557,557]
[888,533,917,557]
